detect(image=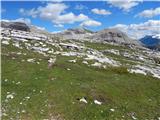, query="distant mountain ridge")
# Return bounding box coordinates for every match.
[89,28,140,46]
[140,35,160,50]
[0,20,150,47]
[1,21,30,31]
[57,27,140,46]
